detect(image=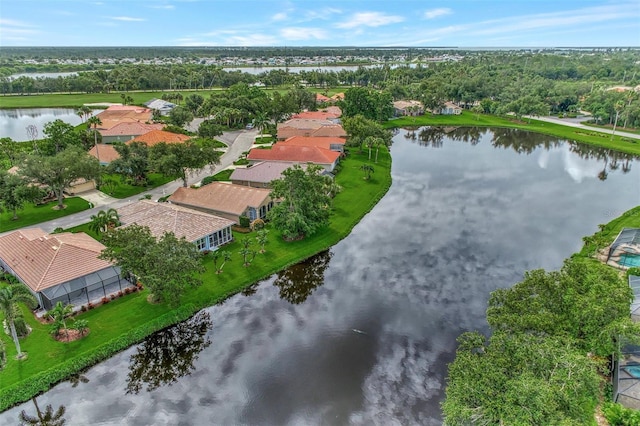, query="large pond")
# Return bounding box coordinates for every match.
[1,128,639,425]
[0,108,94,142]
